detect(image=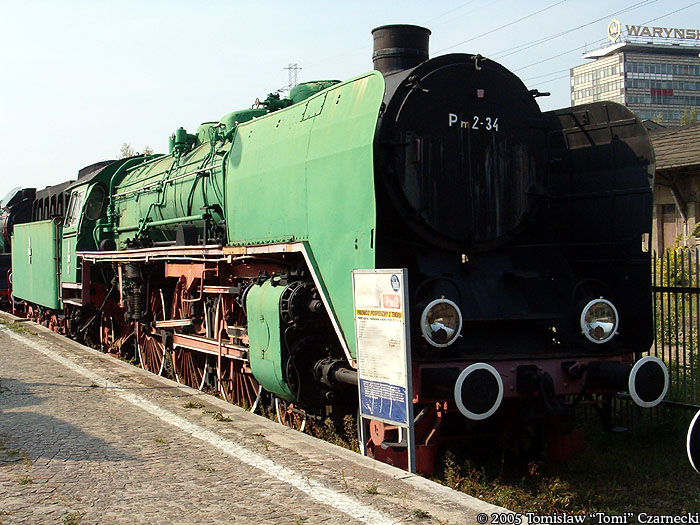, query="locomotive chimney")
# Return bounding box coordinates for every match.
[371,24,431,75]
